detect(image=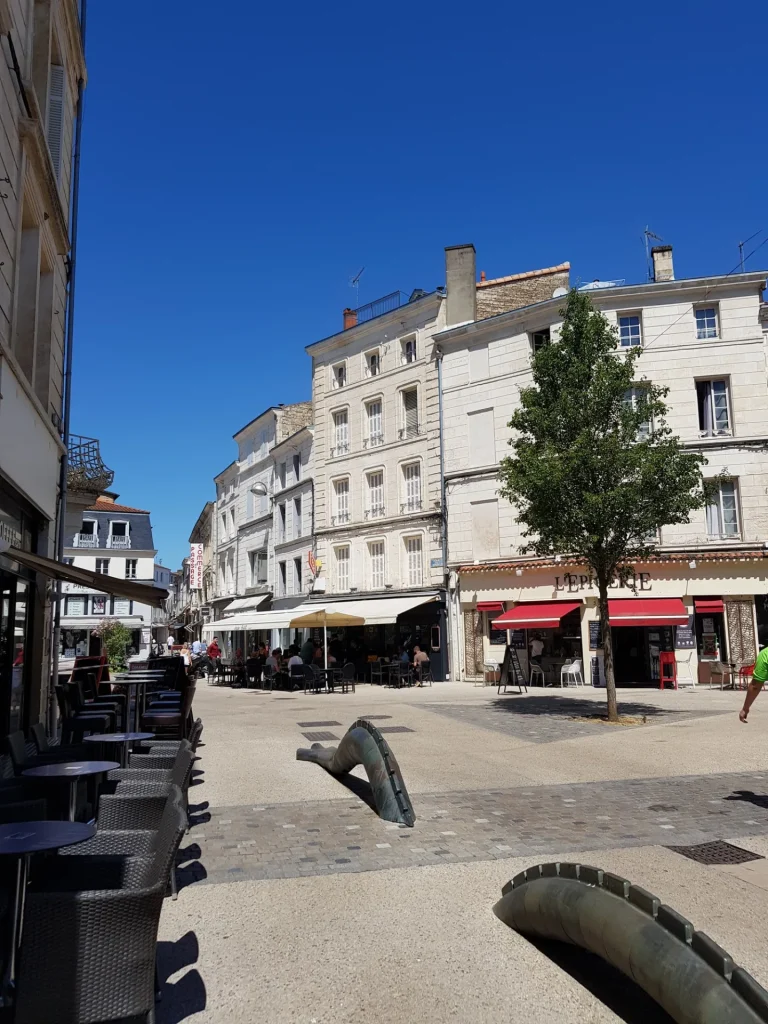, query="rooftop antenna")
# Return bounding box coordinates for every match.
[643,227,663,281]
[349,266,365,308]
[738,230,761,273]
